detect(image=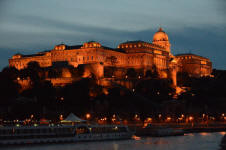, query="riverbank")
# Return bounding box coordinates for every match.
[184,127,226,133]
[128,123,226,136]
